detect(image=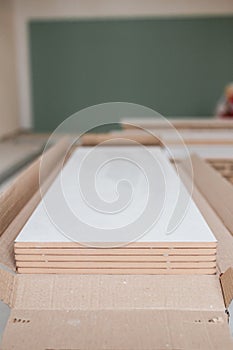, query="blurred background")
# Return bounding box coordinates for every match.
[1,0,233,137]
